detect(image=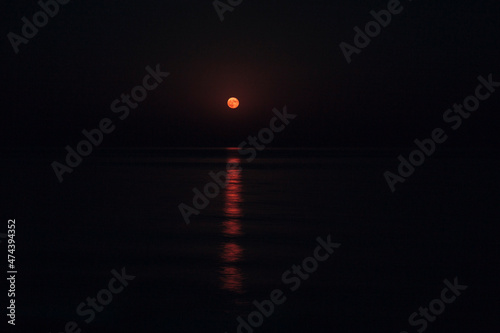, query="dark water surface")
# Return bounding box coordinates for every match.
[2,148,499,332]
